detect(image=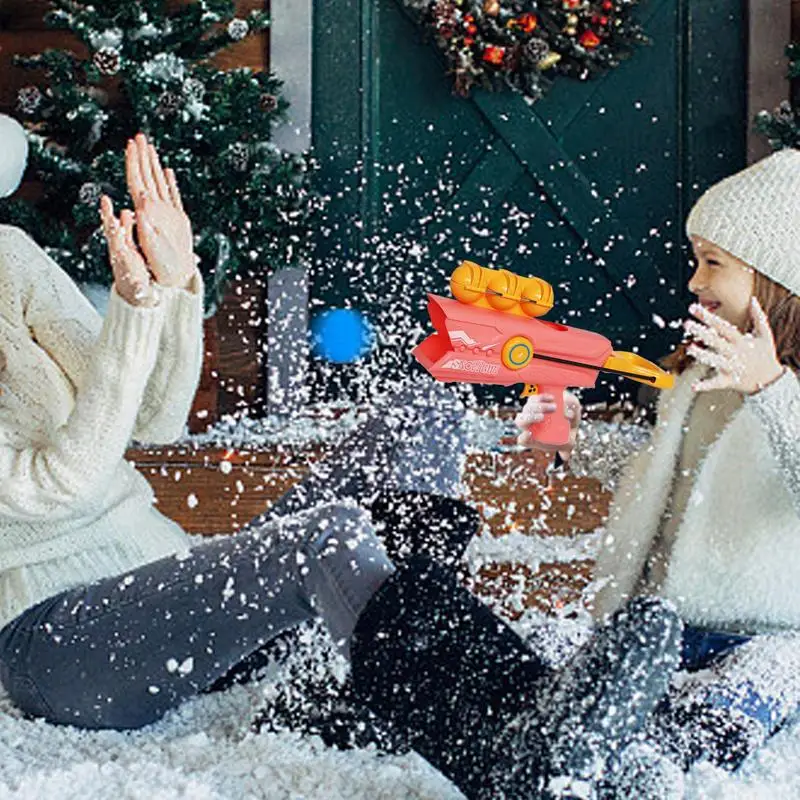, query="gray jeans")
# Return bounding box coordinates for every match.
[0,382,466,730]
